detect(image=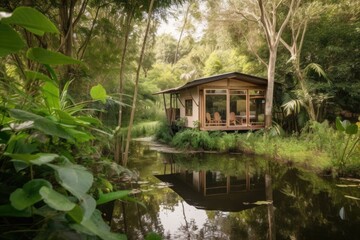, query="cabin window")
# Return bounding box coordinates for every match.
[249,90,265,125]
[185,99,193,116]
[230,90,247,125]
[205,89,227,126]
